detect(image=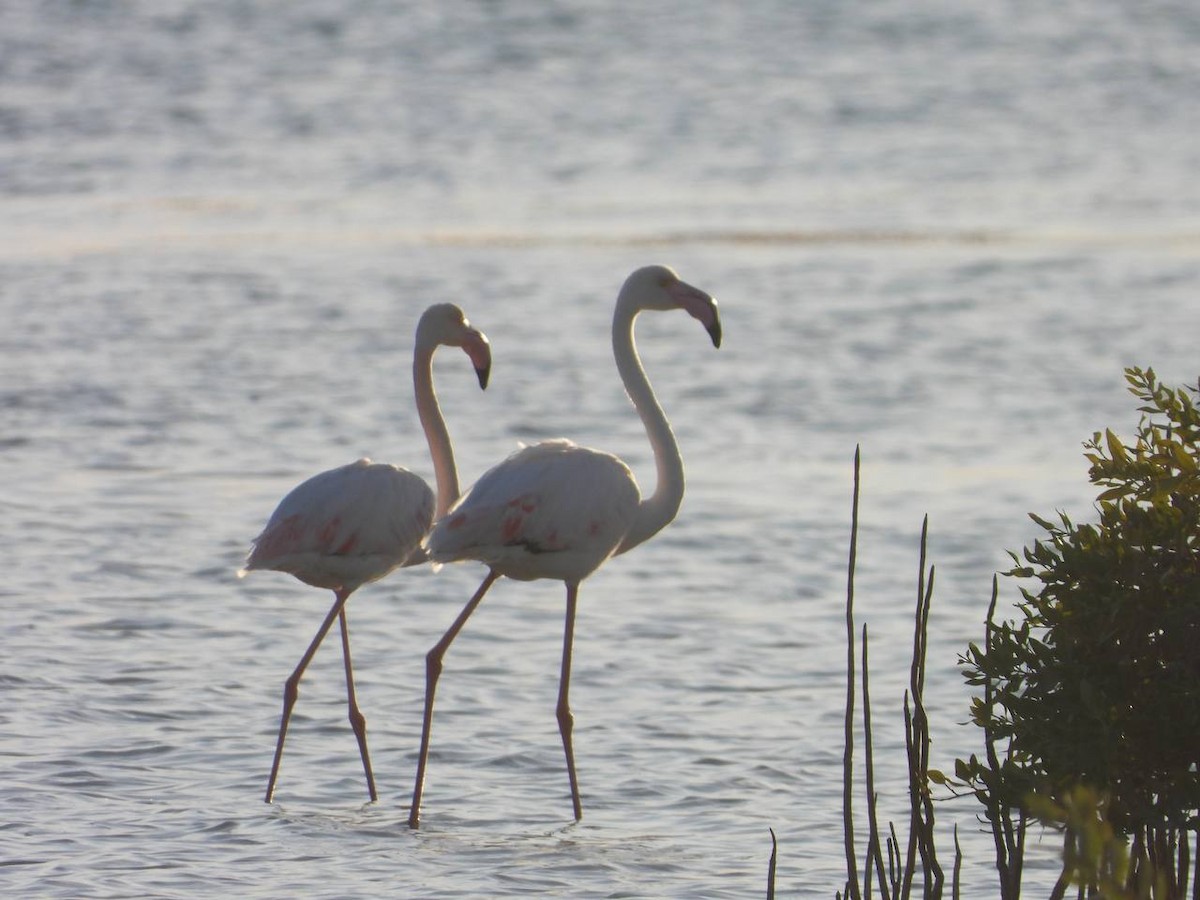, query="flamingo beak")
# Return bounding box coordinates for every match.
[706,312,722,349]
[671,280,722,349]
[466,331,492,389]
